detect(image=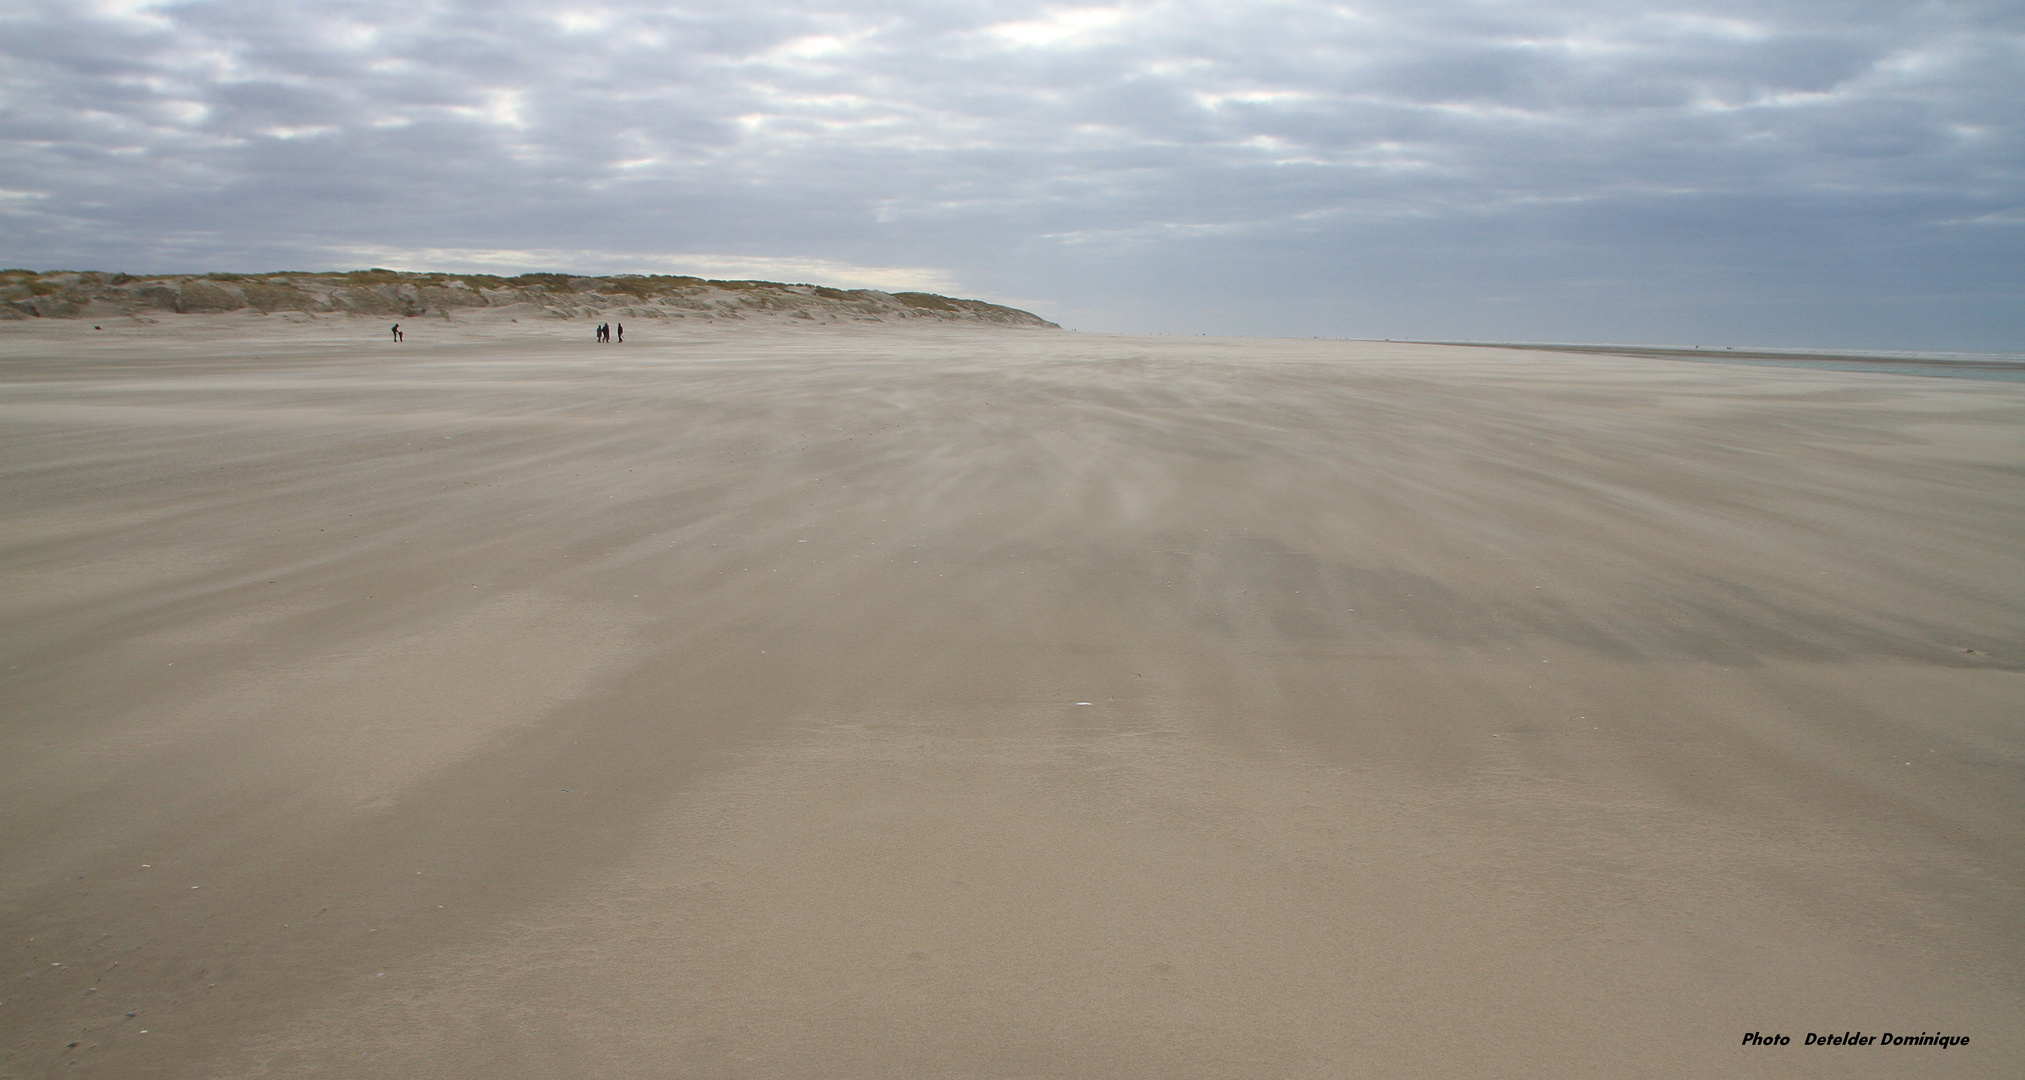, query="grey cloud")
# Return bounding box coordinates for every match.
[0,0,2018,347]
